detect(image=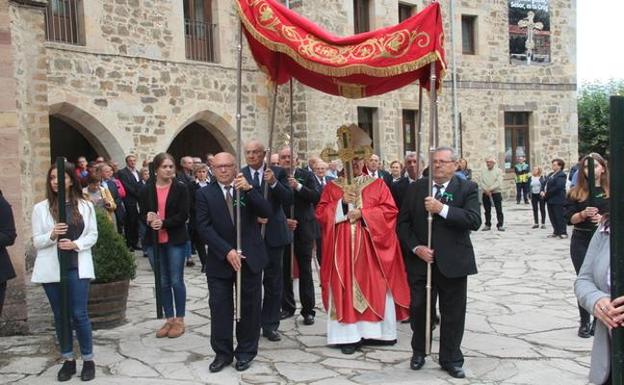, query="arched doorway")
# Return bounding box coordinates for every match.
[49,115,107,164]
[167,122,225,164]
